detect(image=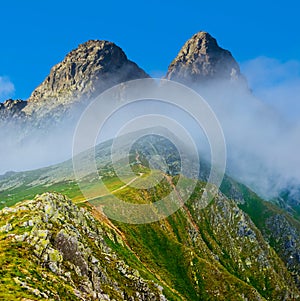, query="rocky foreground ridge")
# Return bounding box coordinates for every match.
[1,185,300,300]
[0,192,166,300]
